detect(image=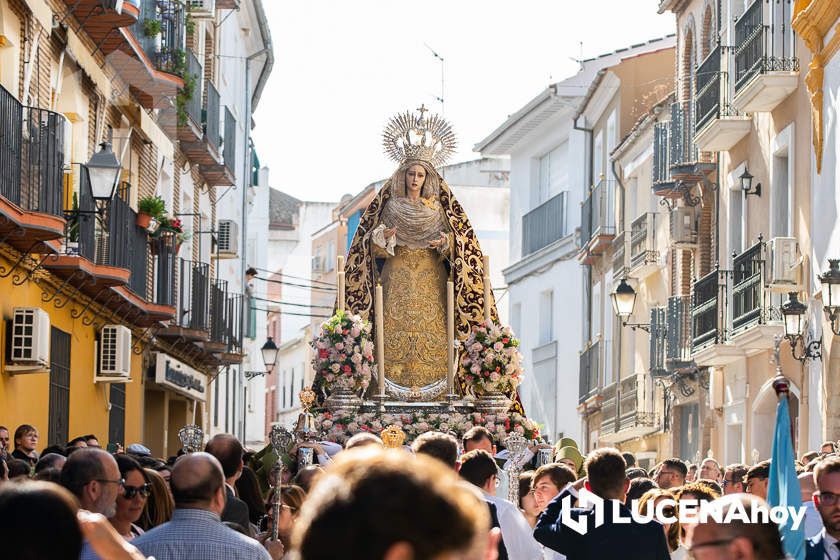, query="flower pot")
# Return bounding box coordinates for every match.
[324,386,362,416]
[136,212,153,228]
[474,392,512,415]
